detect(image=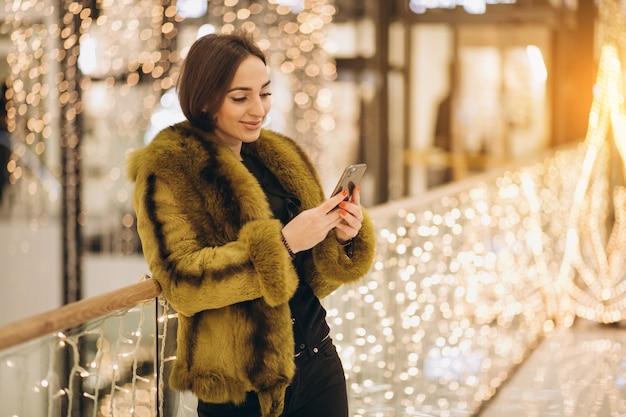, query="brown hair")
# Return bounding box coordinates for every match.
[177,31,267,132]
[0,81,8,132]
